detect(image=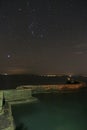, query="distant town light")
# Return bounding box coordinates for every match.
[3,73,8,75]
